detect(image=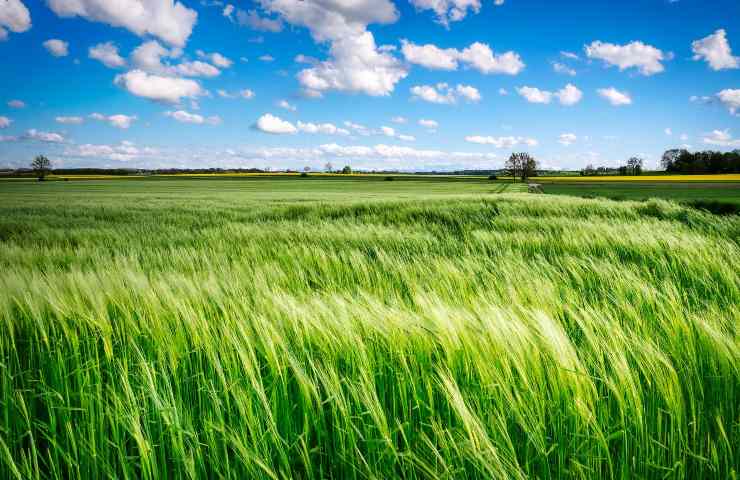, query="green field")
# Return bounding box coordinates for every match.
[540,181,740,213]
[0,177,738,479]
